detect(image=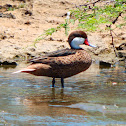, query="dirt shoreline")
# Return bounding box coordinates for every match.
[0,0,126,65]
